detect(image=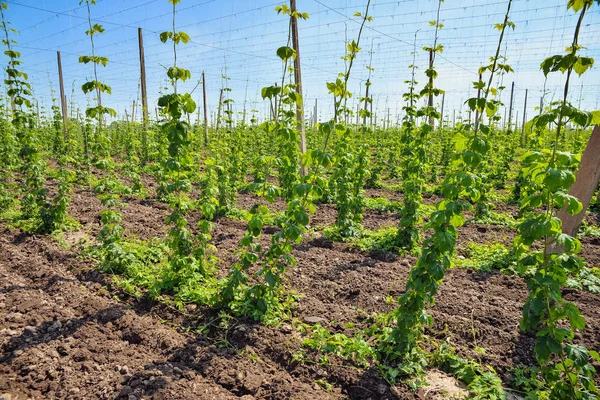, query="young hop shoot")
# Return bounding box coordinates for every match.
[515,0,600,397]
[0,2,46,222]
[378,0,514,376]
[157,0,213,288]
[79,0,116,156]
[396,0,444,250]
[220,2,372,322]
